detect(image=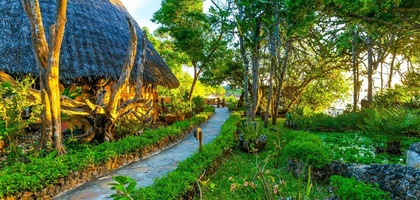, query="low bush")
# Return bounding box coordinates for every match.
[0,109,214,198]
[294,112,362,132]
[192,96,205,113]
[330,175,390,200]
[0,78,42,163]
[283,133,331,168]
[360,107,420,155]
